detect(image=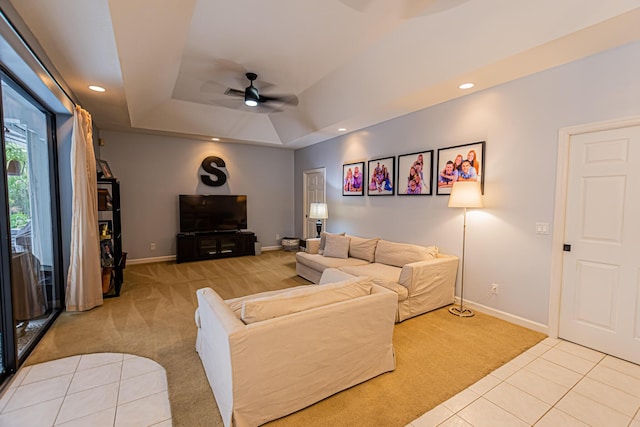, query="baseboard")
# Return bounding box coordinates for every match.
[127,255,176,265]
[453,297,549,335]
[127,247,285,265]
